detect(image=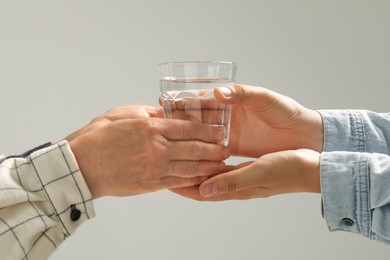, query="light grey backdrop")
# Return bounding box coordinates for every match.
[1,0,389,259]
